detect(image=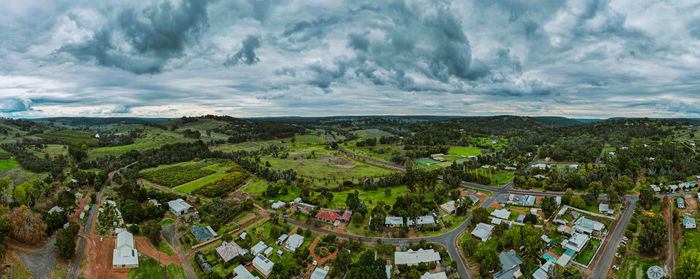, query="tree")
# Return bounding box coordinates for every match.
[55,227,77,259]
[461,236,479,257]
[473,207,490,224]
[45,210,68,234]
[588,181,602,199]
[120,199,145,223]
[639,186,656,210]
[524,213,538,224]
[637,215,666,255]
[475,245,499,276]
[330,248,352,277]
[562,188,574,205]
[5,205,47,244]
[569,196,586,209]
[346,249,387,279]
[57,190,76,211]
[143,221,161,246]
[541,196,557,218]
[607,186,620,205]
[522,225,543,258]
[222,234,233,242]
[675,249,700,278]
